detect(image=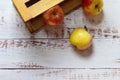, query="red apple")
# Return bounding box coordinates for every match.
[82,0,103,16]
[43,5,64,26]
